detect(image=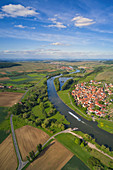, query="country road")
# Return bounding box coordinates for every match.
[10,115,113,170]
[10,114,28,170]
